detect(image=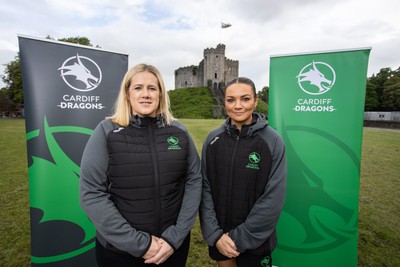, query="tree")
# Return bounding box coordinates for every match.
[368,67,394,110]
[1,36,99,104]
[0,89,16,115]
[2,55,23,104]
[381,74,400,110]
[58,37,93,47]
[257,86,269,103]
[364,80,379,111]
